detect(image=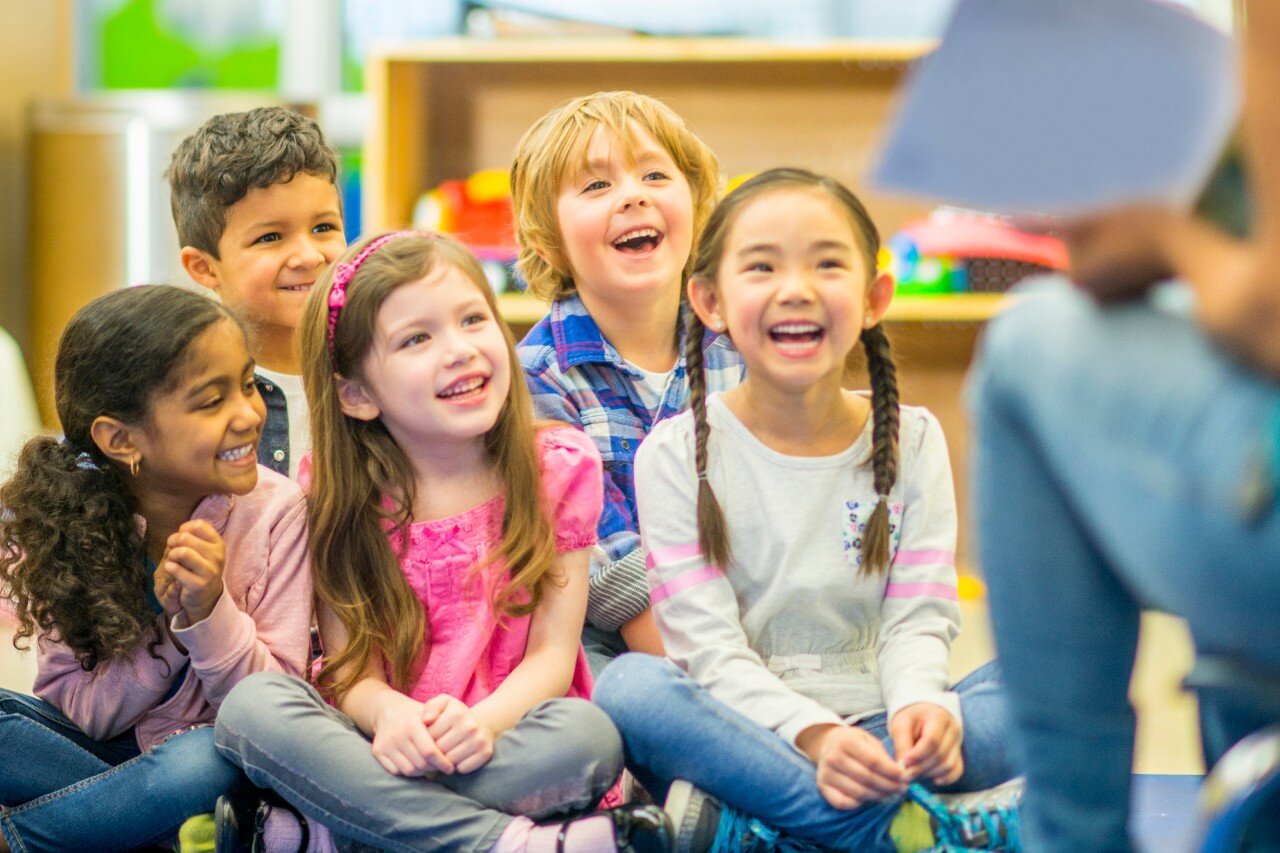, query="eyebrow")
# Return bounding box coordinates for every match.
[737,239,853,255]
[184,359,255,399]
[241,210,341,231]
